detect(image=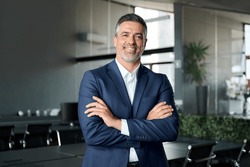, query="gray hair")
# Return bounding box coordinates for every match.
[115,13,147,38]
